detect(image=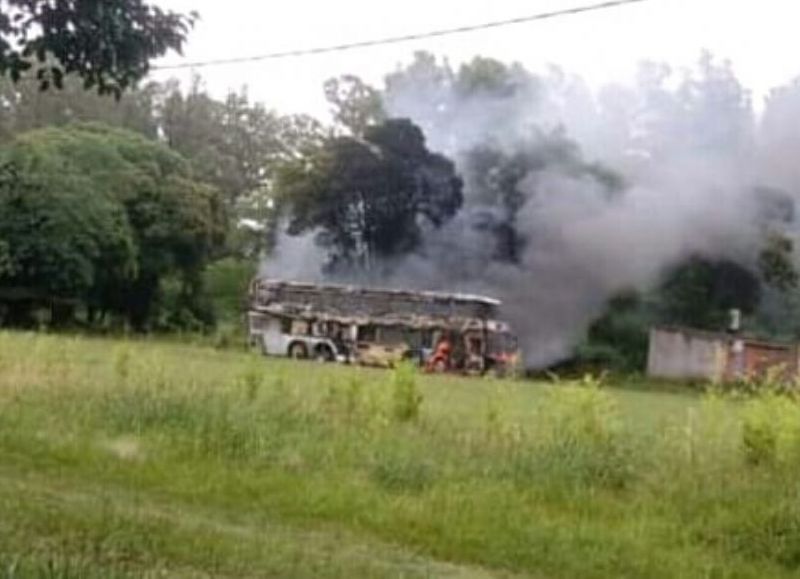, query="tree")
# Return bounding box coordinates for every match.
[0,123,224,329]
[157,76,331,257]
[0,0,193,96]
[0,75,161,138]
[0,160,136,326]
[579,291,651,372]
[657,257,761,330]
[0,71,331,260]
[278,118,462,273]
[759,233,798,292]
[323,75,385,136]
